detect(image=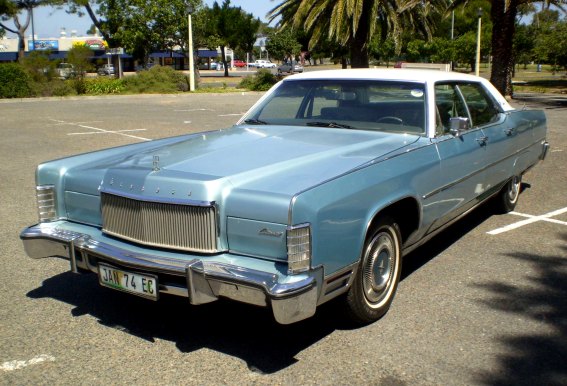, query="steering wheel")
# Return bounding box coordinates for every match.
[377,116,404,125]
